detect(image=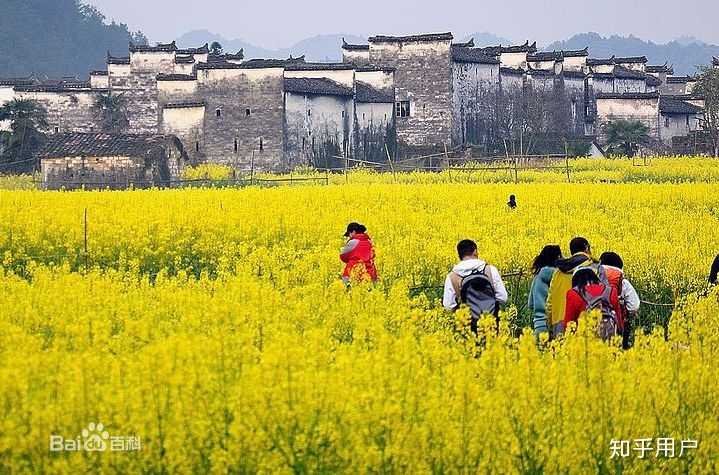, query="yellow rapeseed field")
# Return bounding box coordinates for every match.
[1,158,719,473]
